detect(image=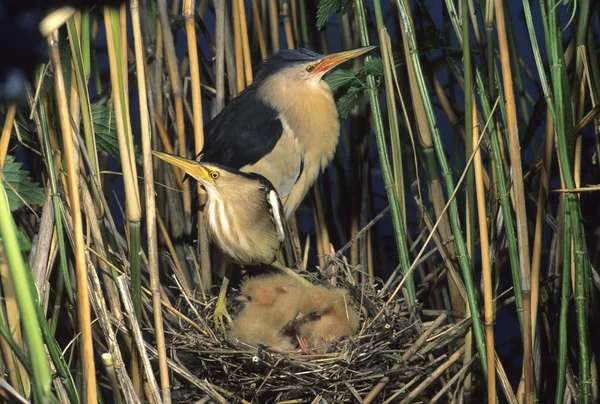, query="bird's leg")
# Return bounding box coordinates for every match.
[213,265,233,334]
[271,260,313,287]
